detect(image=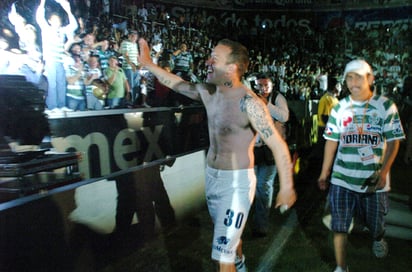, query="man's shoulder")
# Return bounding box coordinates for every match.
[371,94,390,104]
[240,90,264,112]
[196,83,216,95]
[318,93,327,102]
[330,97,349,112]
[274,92,287,102]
